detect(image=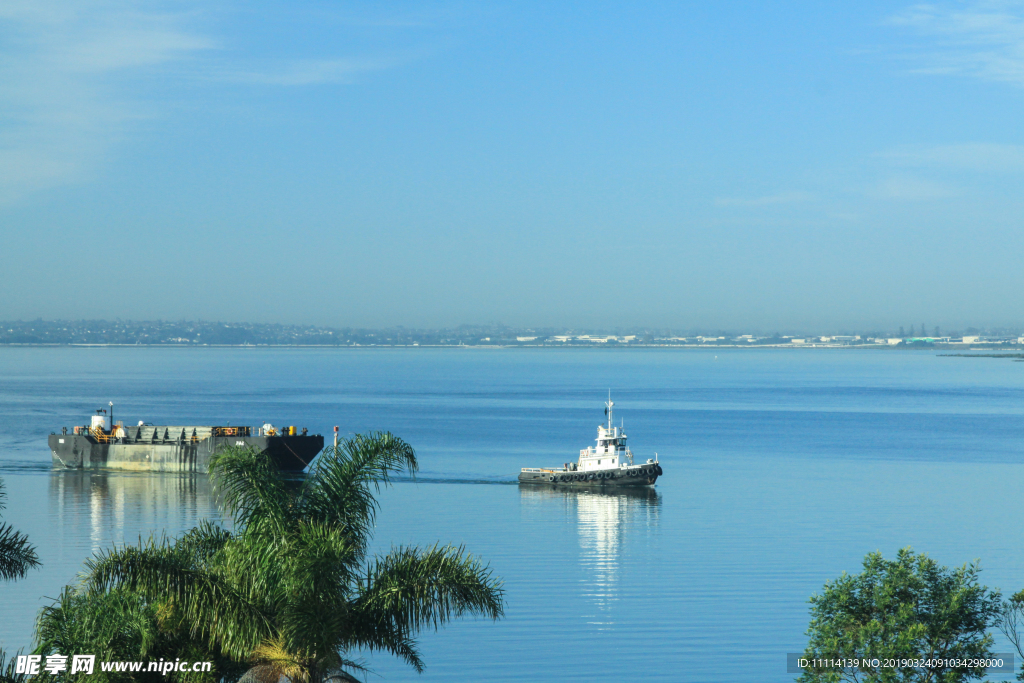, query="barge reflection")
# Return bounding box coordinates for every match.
[48,470,224,554]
